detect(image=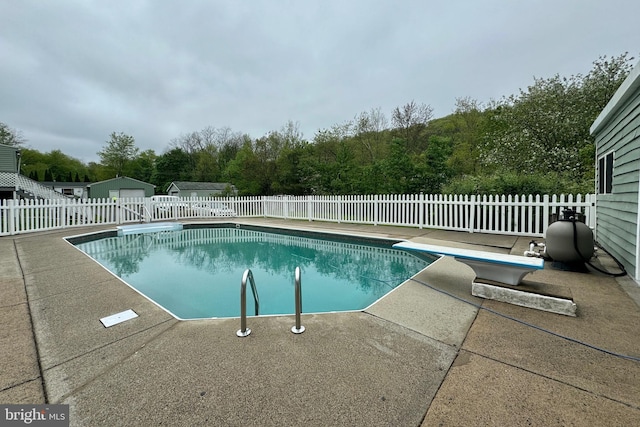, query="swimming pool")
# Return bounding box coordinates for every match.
[71,225,433,319]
